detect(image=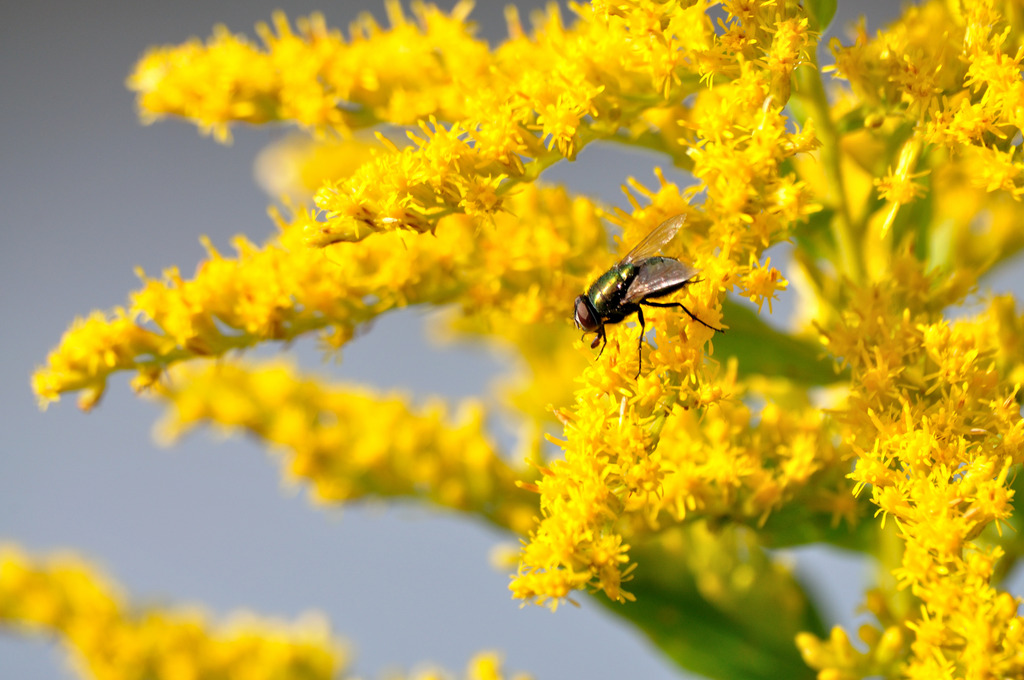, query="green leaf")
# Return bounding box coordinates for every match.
[596,524,824,680]
[759,496,878,552]
[805,0,838,33]
[793,207,838,261]
[715,298,845,386]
